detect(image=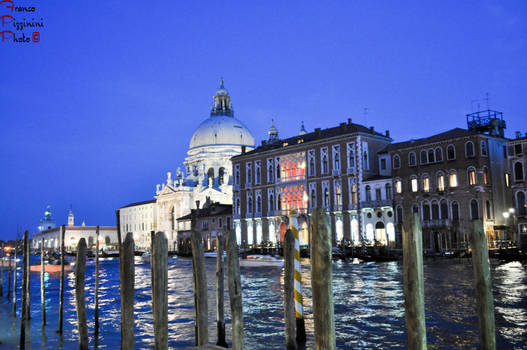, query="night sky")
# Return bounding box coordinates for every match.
[1,1,526,239]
